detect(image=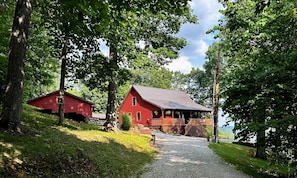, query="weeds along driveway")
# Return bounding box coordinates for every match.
[141,132,251,178]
